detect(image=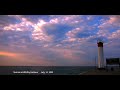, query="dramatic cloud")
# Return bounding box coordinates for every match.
[31,19,54,43]
[0,15,120,66]
[3,16,34,31]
